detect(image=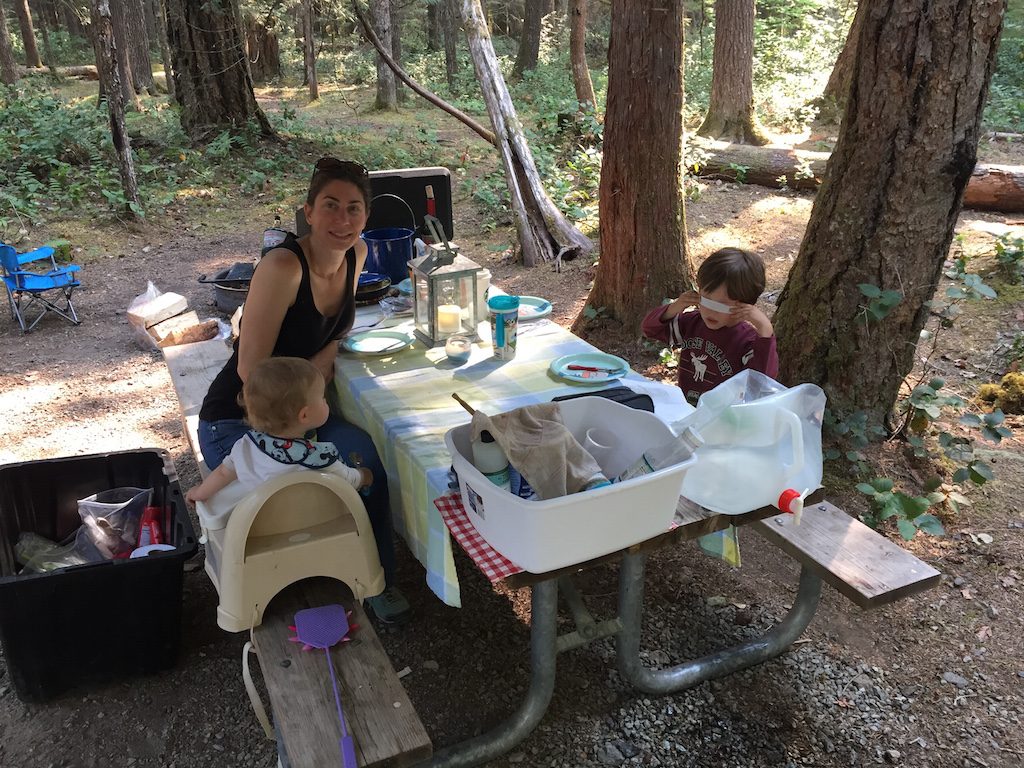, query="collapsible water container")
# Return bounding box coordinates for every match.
[676,370,826,516]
